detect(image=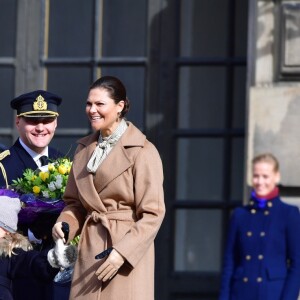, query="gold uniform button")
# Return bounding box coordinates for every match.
[246,255,251,260]
[267,202,273,208]
[247,231,252,237]
[251,209,256,214]
[258,255,264,260]
[243,277,248,283]
[249,201,254,206]
[264,211,269,215]
[260,231,266,237]
[257,277,263,282]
